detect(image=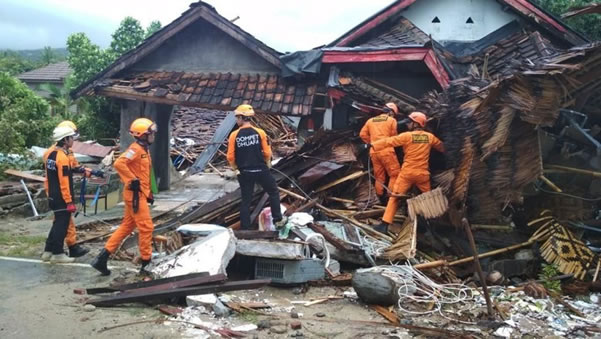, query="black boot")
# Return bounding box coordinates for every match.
[68,244,90,257]
[91,249,111,276]
[374,222,389,234]
[139,259,152,276]
[378,195,389,206]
